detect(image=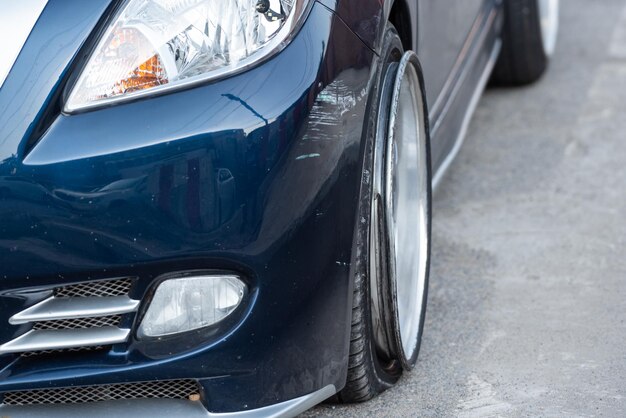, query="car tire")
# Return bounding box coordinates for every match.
[491,0,560,85]
[336,25,432,403]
